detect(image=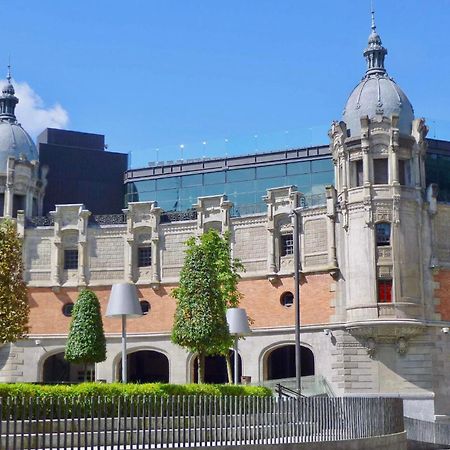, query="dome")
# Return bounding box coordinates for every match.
[342,12,414,137]
[0,121,38,174]
[343,75,414,137]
